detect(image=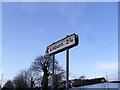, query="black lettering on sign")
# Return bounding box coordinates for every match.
[70,37,73,42]
[66,39,69,44]
[47,47,49,53]
[51,43,64,51]
[66,37,73,44]
[50,47,52,51]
